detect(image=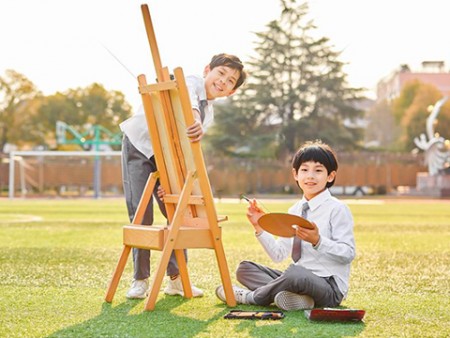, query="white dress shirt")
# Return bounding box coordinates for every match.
[256,189,356,298]
[119,75,214,158]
